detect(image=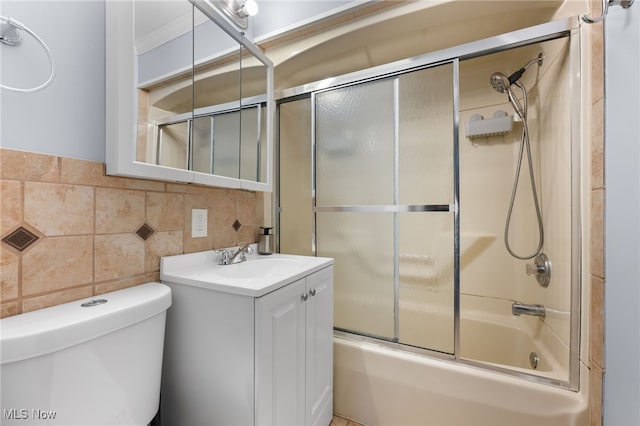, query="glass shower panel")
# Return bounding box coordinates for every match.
[398,211,454,353]
[192,116,213,173]
[312,63,457,350]
[398,65,454,205]
[213,110,240,178]
[240,106,260,181]
[279,98,313,256]
[315,80,395,206]
[317,212,395,339]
